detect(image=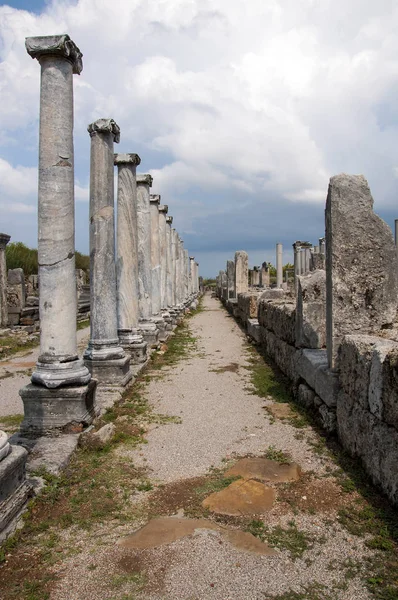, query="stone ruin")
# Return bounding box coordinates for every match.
[0,34,200,538]
[217,173,398,505]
